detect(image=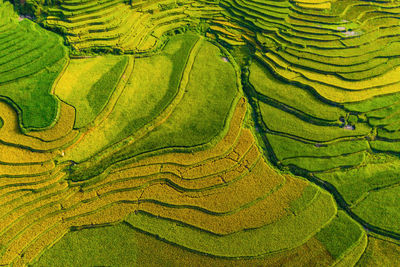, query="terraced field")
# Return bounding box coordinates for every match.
[1,0,400,265]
